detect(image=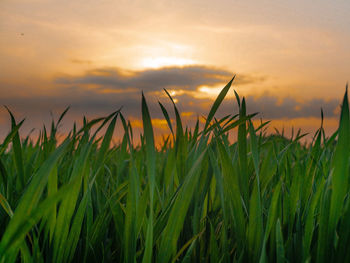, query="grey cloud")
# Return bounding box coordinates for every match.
[244,96,338,119]
[55,65,262,92]
[1,86,340,123]
[170,93,339,120]
[0,69,341,139]
[1,88,140,117]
